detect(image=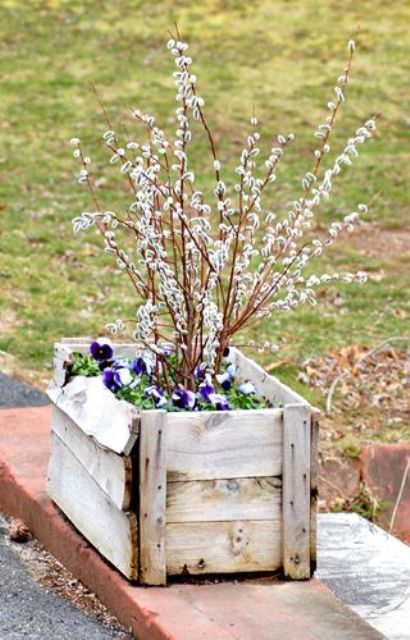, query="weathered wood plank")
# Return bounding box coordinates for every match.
[51,406,132,510]
[167,477,281,523]
[47,433,138,580]
[139,410,167,585]
[166,520,281,575]
[166,409,283,482]
[232,348,309,406]
[282,404,311,579]
[47,375,140,455]
[310,408,320,573]
[57,340,143,359]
